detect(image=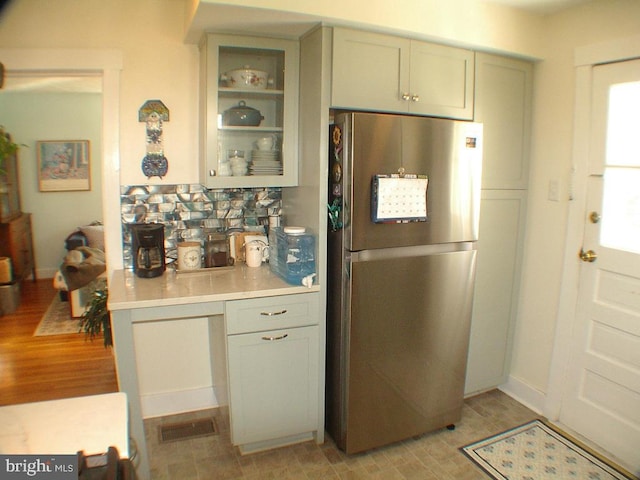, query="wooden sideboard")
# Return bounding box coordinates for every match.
[1,148,35,282]
[0,213,36,281]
